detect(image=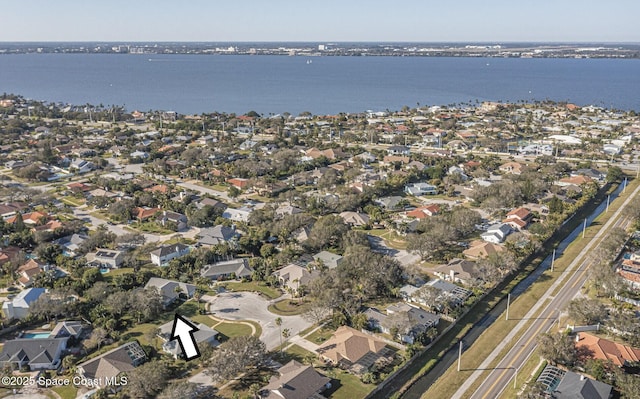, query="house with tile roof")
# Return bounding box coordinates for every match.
[76,341,147,389]
[503,207,532,230]
[133,206,162,221]
[16,259,50,287]
[316,326,390,374]
[557,175,593,187]
[6,211,49,225]
[499,161,524,175]
[406,205,440,219]
[575,332,640,367]
[463,240,505,260]
[261,360,331,399]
